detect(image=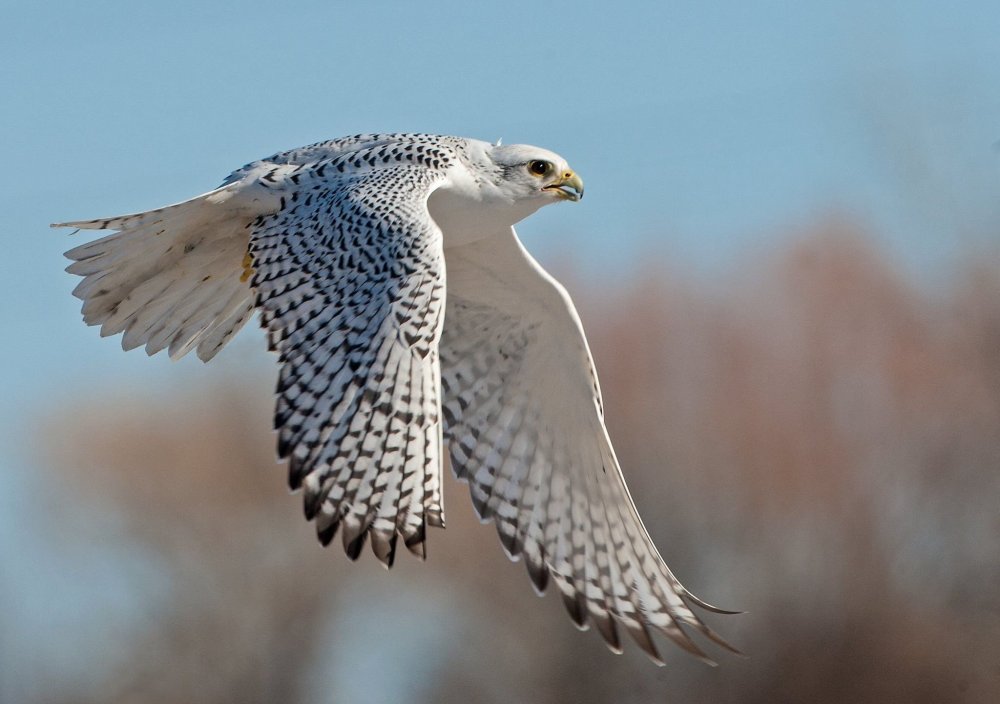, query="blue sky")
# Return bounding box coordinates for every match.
[2,0,1000,697]
[4,0,1000,404]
